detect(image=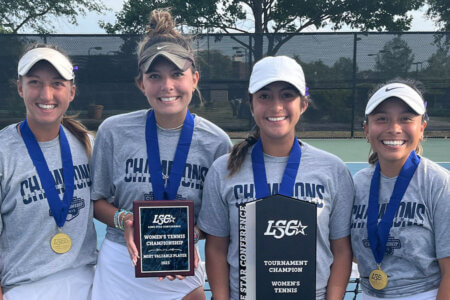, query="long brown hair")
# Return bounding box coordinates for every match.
[19,43,92,157]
